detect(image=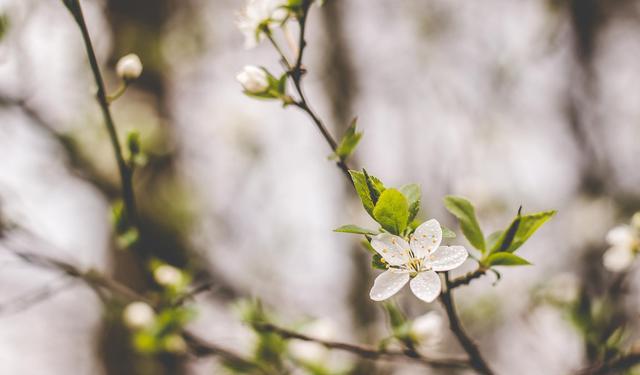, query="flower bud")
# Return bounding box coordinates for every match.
[123,301,155,329]
[603,245,635,272]
[116,53,143,82]
[154,264,184,287]
[411,312,443,348]
[236,65,270,94]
